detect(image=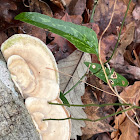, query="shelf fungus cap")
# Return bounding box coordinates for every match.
[25,97,71,140]
[1,34,59,100]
